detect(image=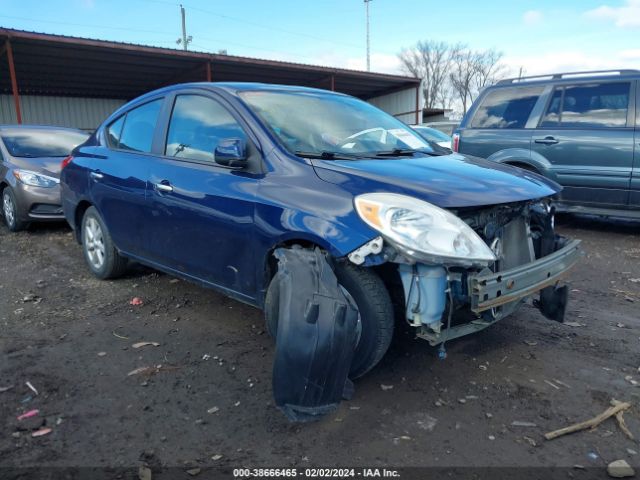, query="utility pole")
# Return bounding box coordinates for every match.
[364,0,372,71]
[177,4,192,51]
